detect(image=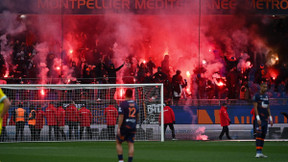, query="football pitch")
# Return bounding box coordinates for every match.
[0,141,287,162]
